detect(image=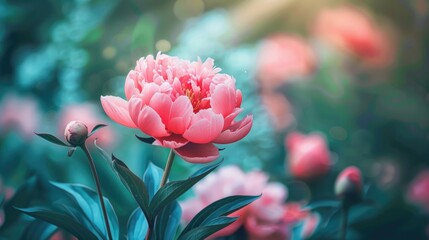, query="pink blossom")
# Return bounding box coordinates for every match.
[408,170,429,212]
[335,166,363,202]
[313,6,394,67]
[59,103,116,148]
[101,53,253,163]
[285,132,332,180]
[260,92,295,131]
[0,94,40,139]
[257,34,316,90]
